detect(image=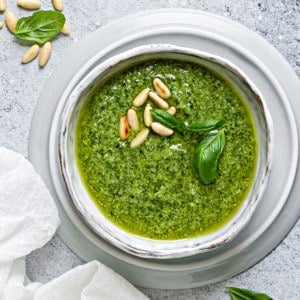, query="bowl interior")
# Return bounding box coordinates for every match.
[59,44,273,259]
